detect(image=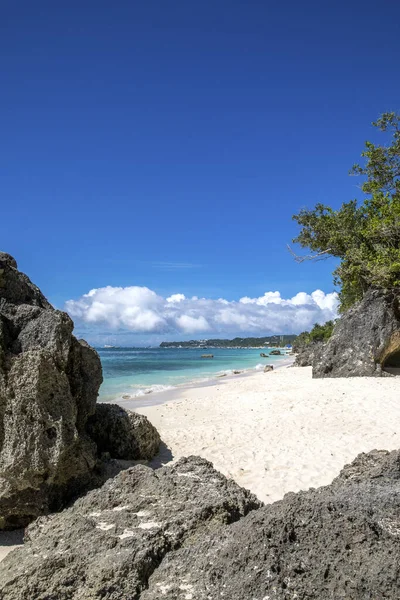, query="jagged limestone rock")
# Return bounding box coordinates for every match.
[313,289,400,377]
[293,340,323,367]
[1,451,400,599]
[0,456,261,599]
[142,449,400,600]
[0,253,104,528]
[0,252,164,529]
[87,403,160,460]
